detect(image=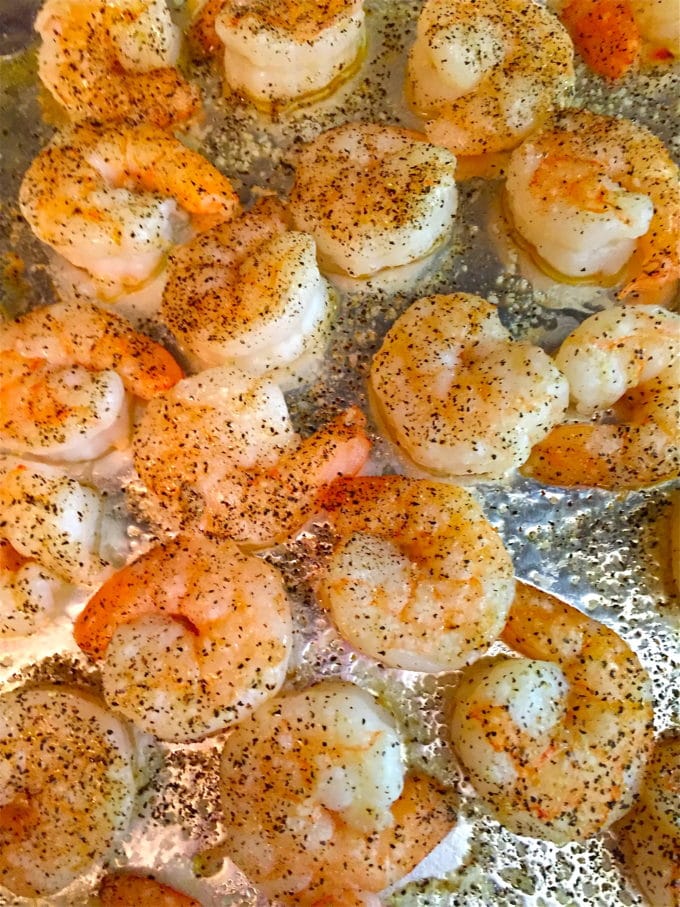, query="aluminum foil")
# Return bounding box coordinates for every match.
[0,0,678,904]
